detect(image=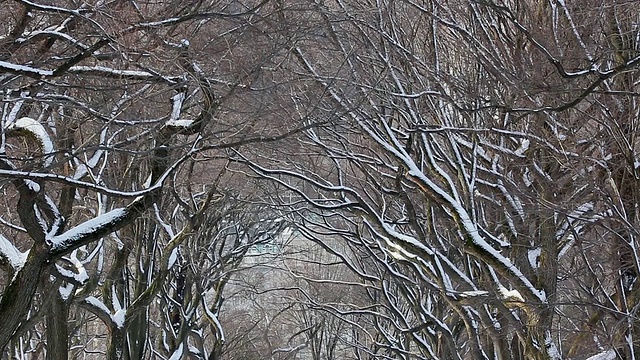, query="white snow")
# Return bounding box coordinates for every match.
[154,204,174,238]
[457,290,489,299]
[523,168,533,187]
[188,345,201,355]
[585,350,616,360]
[71,252,89,283]
[388,250,408,261]
[202,298,225,343]
[497,183,524,220]
[59,283,74,300]
[44,195,64,234]
[84,296,110,315]
[68,66,157,78]
[111,284,123,319]
[55,253,89,284]
[133,17,180,28]
[0,235,27,272]
[528,247,541,269]
[346,104,546,303]
[48,208,127,251]
[55,263,89,284]
[14,0,81,15]
[0,61,53,77]
[168,343,183,360]
[25,180,40,192]
[514,138,530,156]
[167,247,178,269]
[498,286,525,303]
[24,30,87,49]
[112,308,125,329]
[85,296,126,329]
[73,128,106,180]
[7,117,54,166]
[5,94,26,124]
[166,119,194,128]
[166,92,195,128]
[545,331,561,360]
[409,163,545,302]
[33,203,48,234]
